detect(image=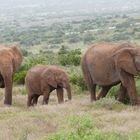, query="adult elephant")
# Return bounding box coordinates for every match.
[81,42,140,105]
[25,65,72,106]
[0,45,22,105]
